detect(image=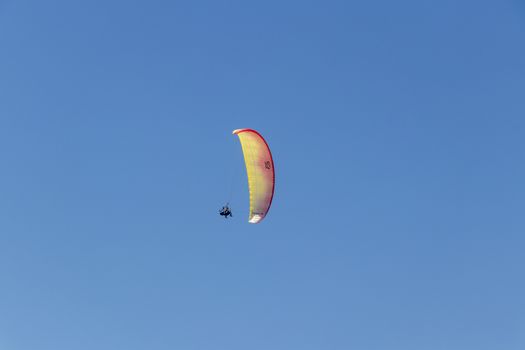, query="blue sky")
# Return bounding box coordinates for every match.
[1,0,524,349]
